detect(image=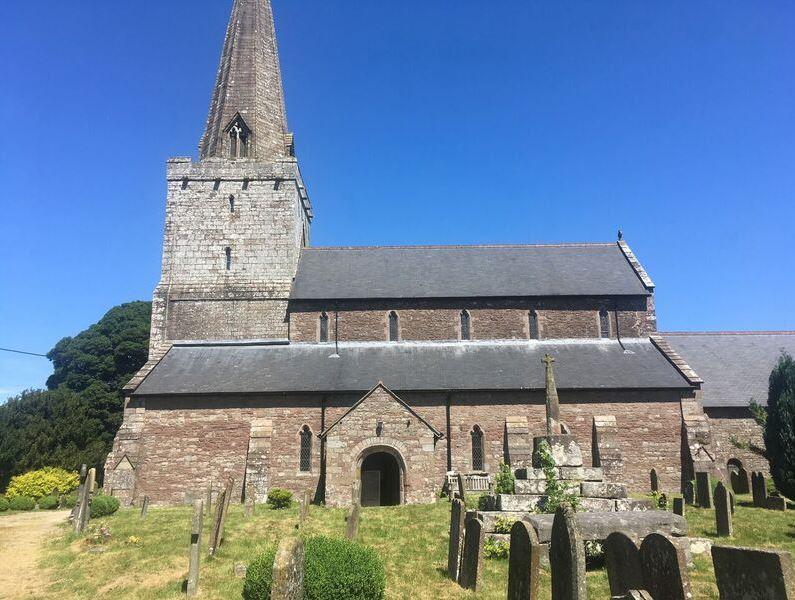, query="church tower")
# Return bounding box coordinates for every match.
[149,0,312,354]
